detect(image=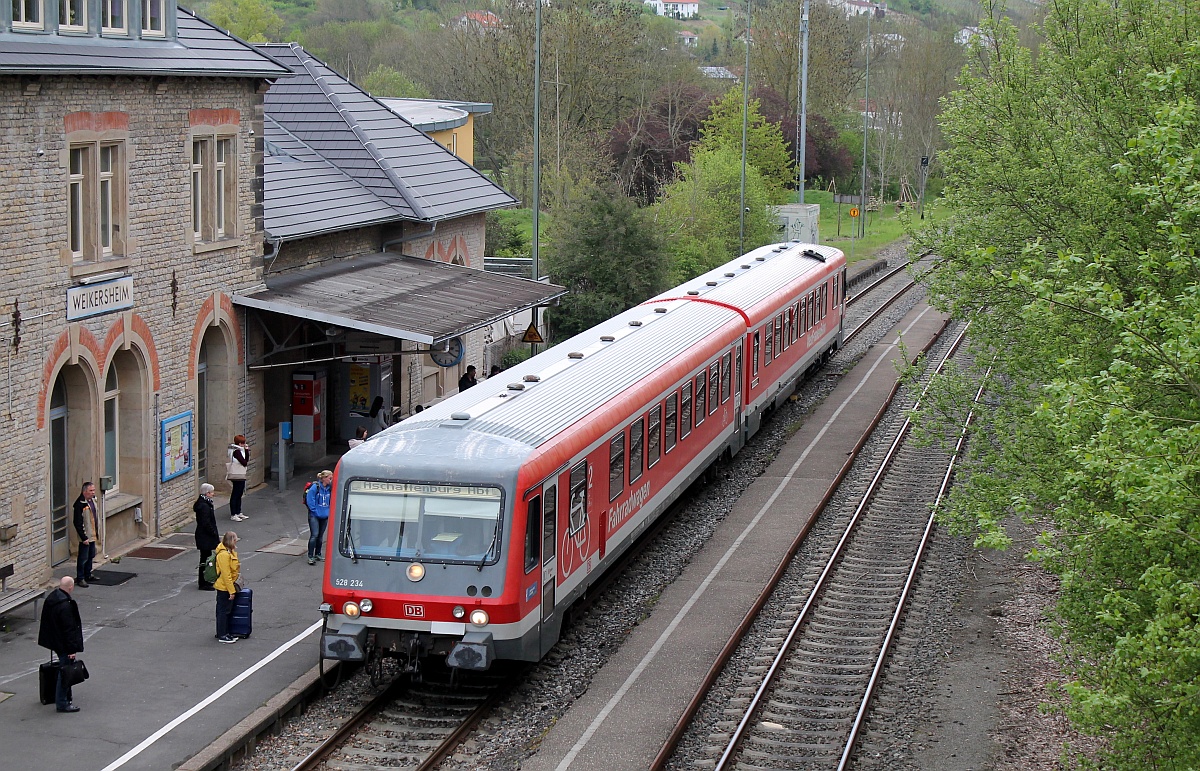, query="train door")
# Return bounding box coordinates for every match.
[539,483,558,654]
[559,460,591,583]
